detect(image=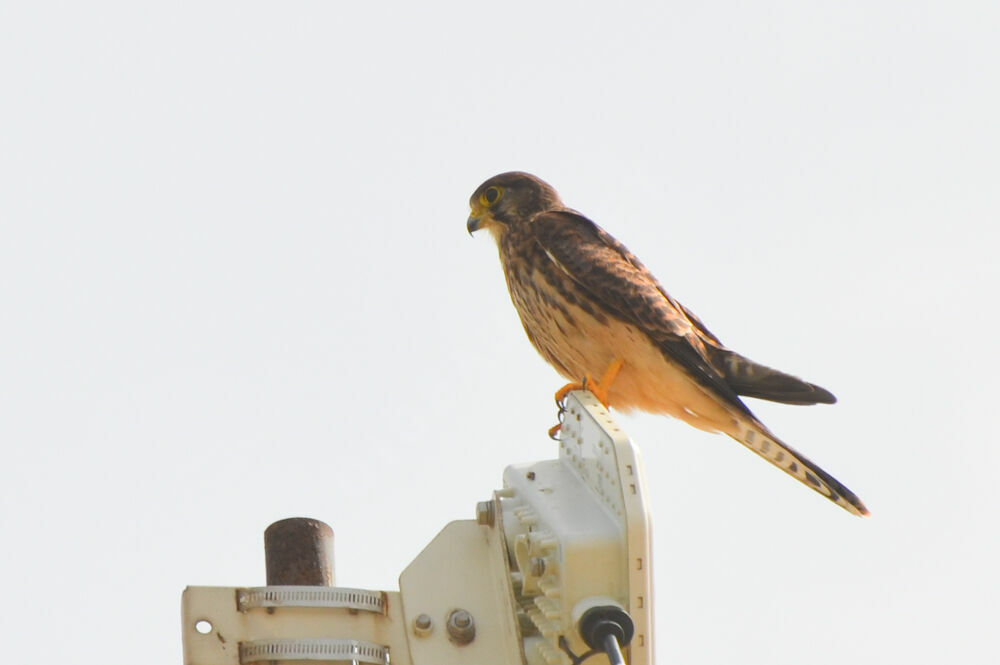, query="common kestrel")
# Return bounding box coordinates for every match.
[467,171,867,516]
